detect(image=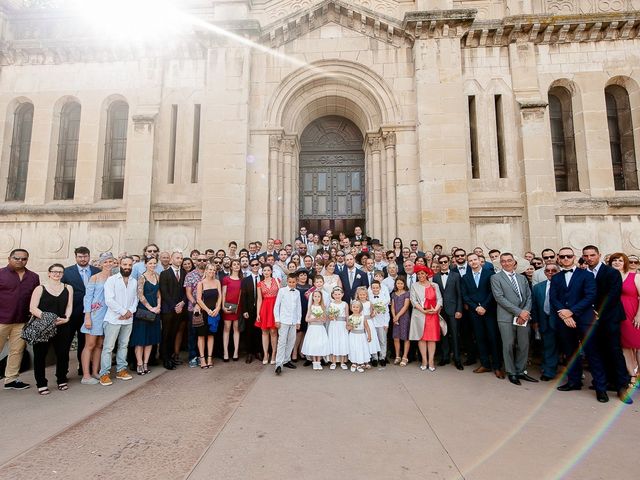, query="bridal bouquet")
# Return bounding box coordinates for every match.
[372,302,387,314]
[327,304,341,318]
[310,305,324,319]
[348,315,362,328]
[90,301,103,312]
